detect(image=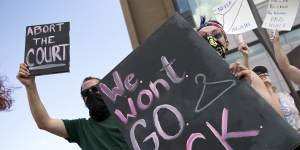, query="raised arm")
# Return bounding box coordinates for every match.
[238,41,250,69]
[272,31,300,85]
[230,63,282,116]
[17,63,69,138]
